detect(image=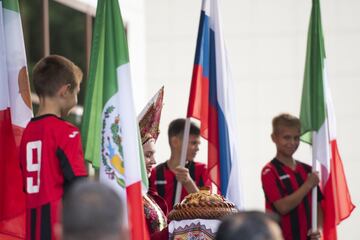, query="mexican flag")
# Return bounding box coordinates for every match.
[81,0,149,239]
[300,0,355,239]
[0,0,33,239]
[0,0,32,239]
